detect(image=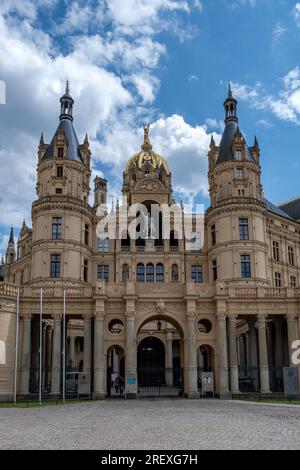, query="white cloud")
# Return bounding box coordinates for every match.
[231,71,300,125]
[272,23,287,45]
[293,3,300,26]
